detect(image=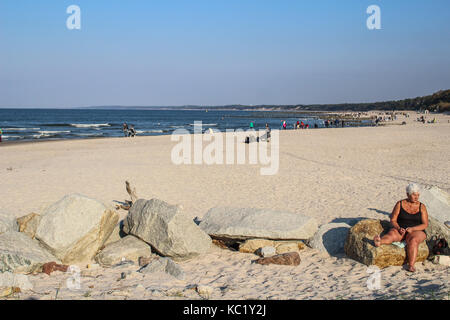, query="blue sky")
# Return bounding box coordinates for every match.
[0,0,449,107]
